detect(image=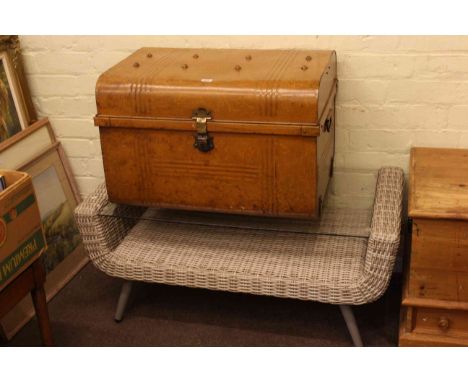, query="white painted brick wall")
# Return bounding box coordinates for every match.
[18,36,468,205]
